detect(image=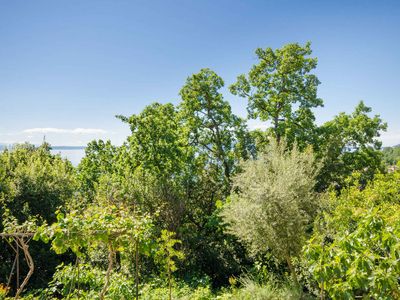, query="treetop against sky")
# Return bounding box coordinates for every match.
[0,0,399,146]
